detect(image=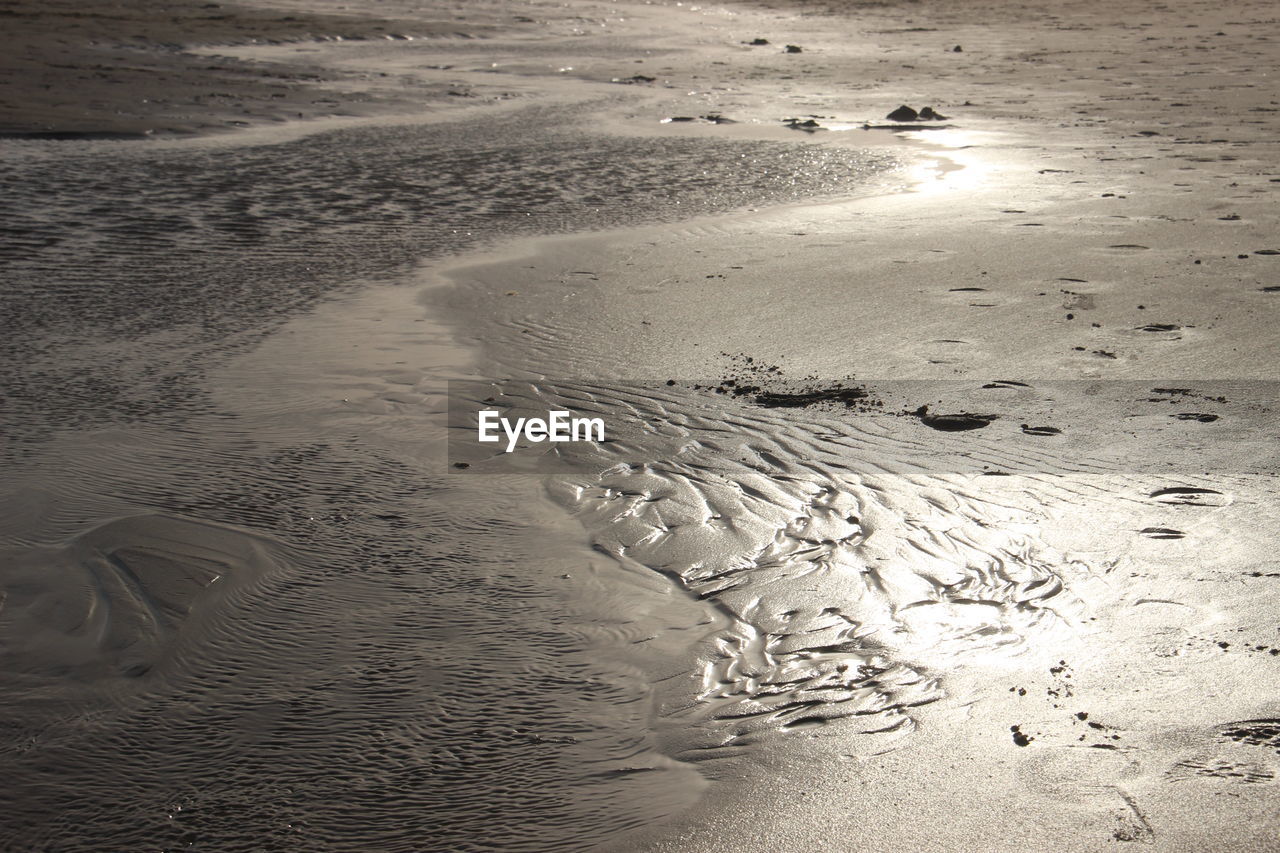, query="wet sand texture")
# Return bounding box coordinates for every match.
[3,0,1280,849]
[0,0,509,137]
